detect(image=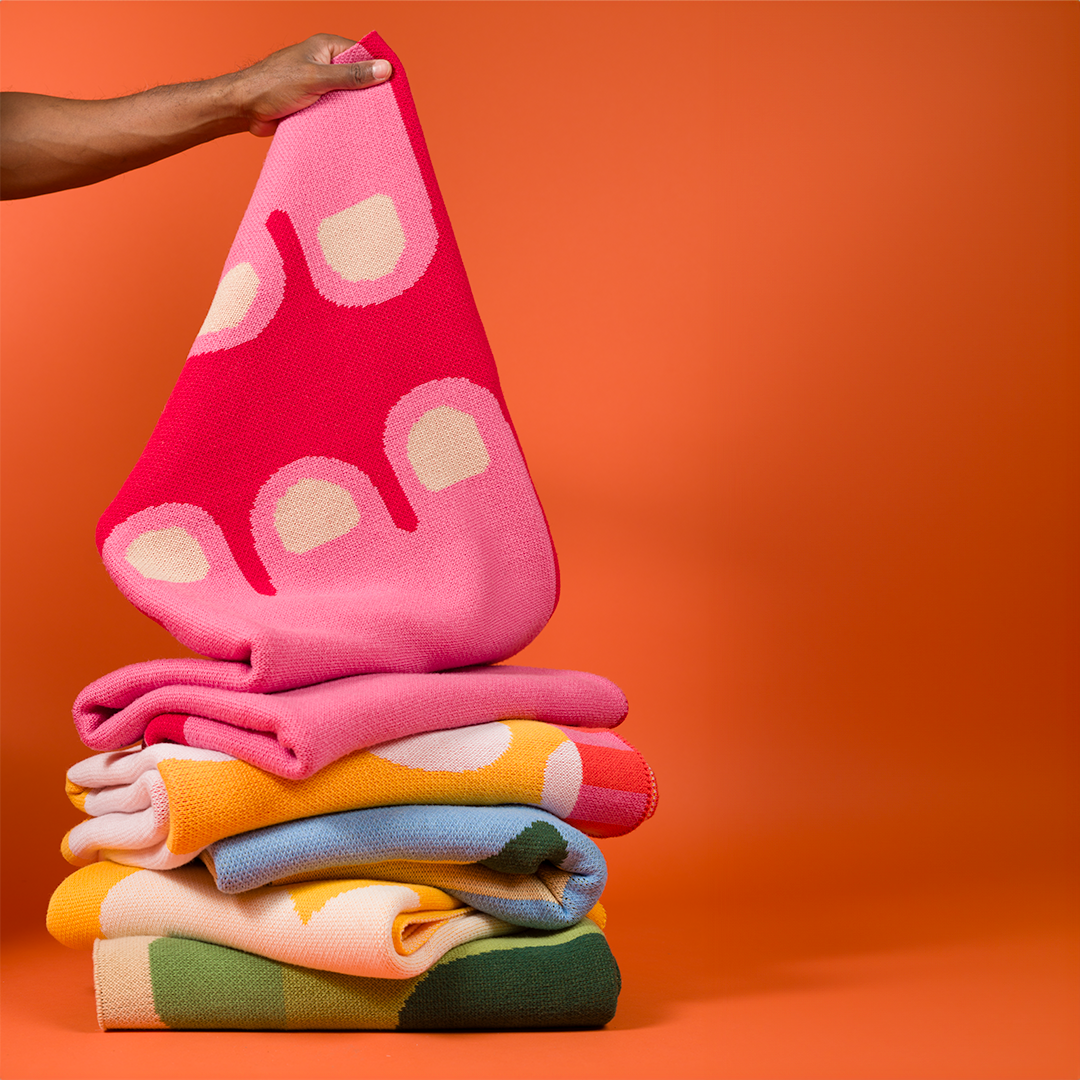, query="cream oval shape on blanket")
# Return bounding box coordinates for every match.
[198,262,260,335]
[318,194,406,282]
[124,526,210,583]
[368,722,513,772]
[539,740,583,819]
[406,406,491,492]
[273,478,361,553]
